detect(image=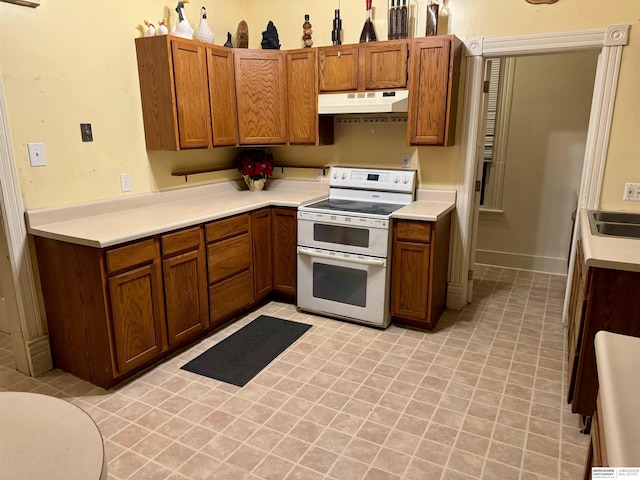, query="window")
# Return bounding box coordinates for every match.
[480,57,515,211]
